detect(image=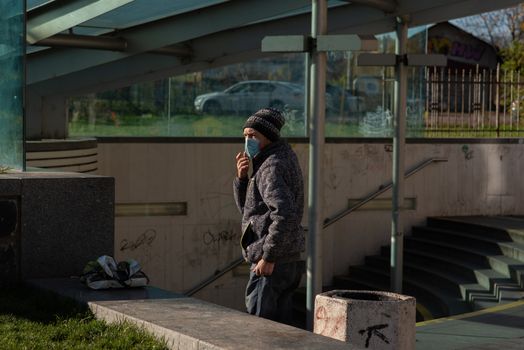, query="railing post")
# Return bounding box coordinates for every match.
[391,16,408,293]
[307,0,327,331]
